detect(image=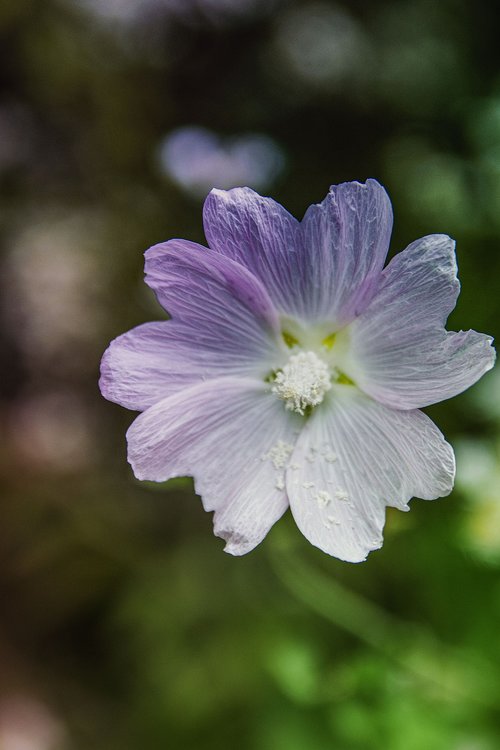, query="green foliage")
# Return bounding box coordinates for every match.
[0,0,499,748]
